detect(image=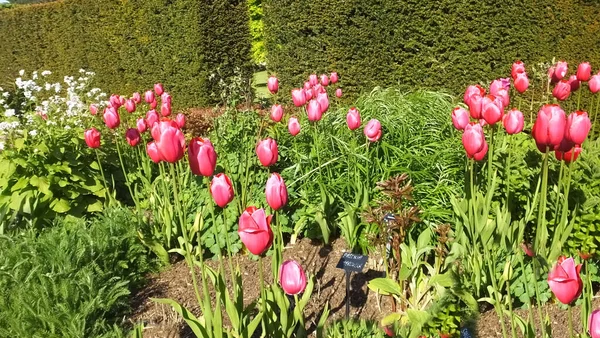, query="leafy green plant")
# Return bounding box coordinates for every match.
[325,319,387,338]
